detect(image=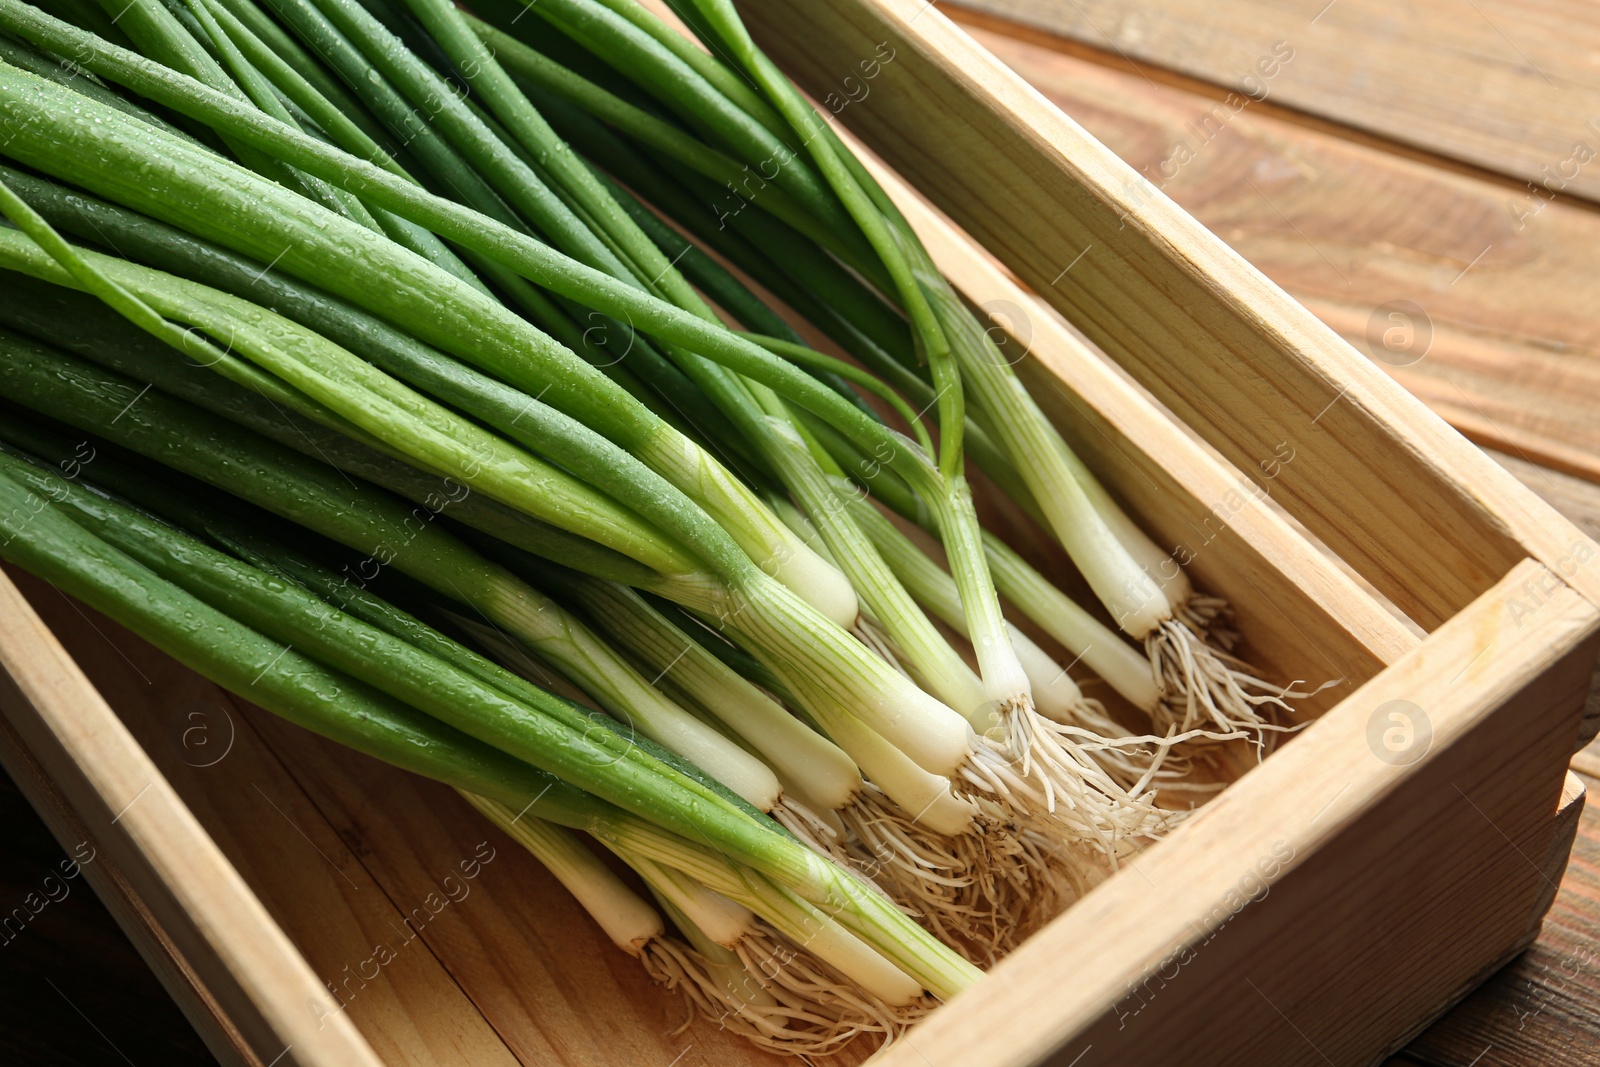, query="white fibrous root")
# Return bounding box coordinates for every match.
[639,925,929,1056]
[1146,619,1332,748]
[770,795,850,862]
[960,698,1176,854]
[1042,697,1230,807]
[838,785,1074,965]
[1174,592,1238,650]
[839,784,970,910]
